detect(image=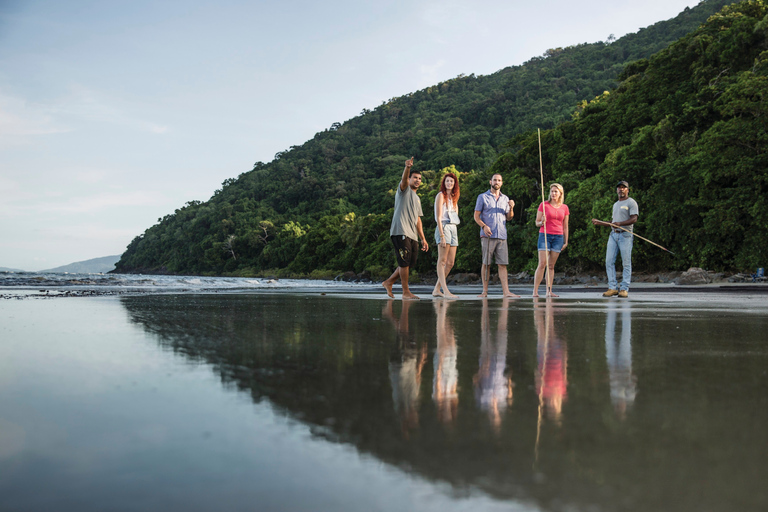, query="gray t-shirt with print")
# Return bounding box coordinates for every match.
[390,186,423,240]
[612,198,639,232]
